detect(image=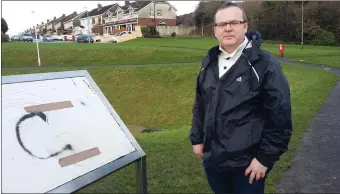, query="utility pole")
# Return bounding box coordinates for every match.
[301,0,304,50]
[31,11,41,66]
[84,6,90,44]
[153,0,160,35]
[201,17,204,36]
[154,2,156,27]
